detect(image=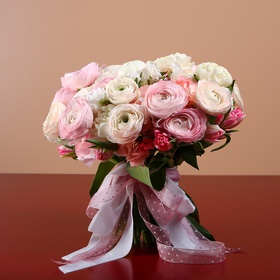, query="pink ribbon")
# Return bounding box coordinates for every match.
[59,163,226,274]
